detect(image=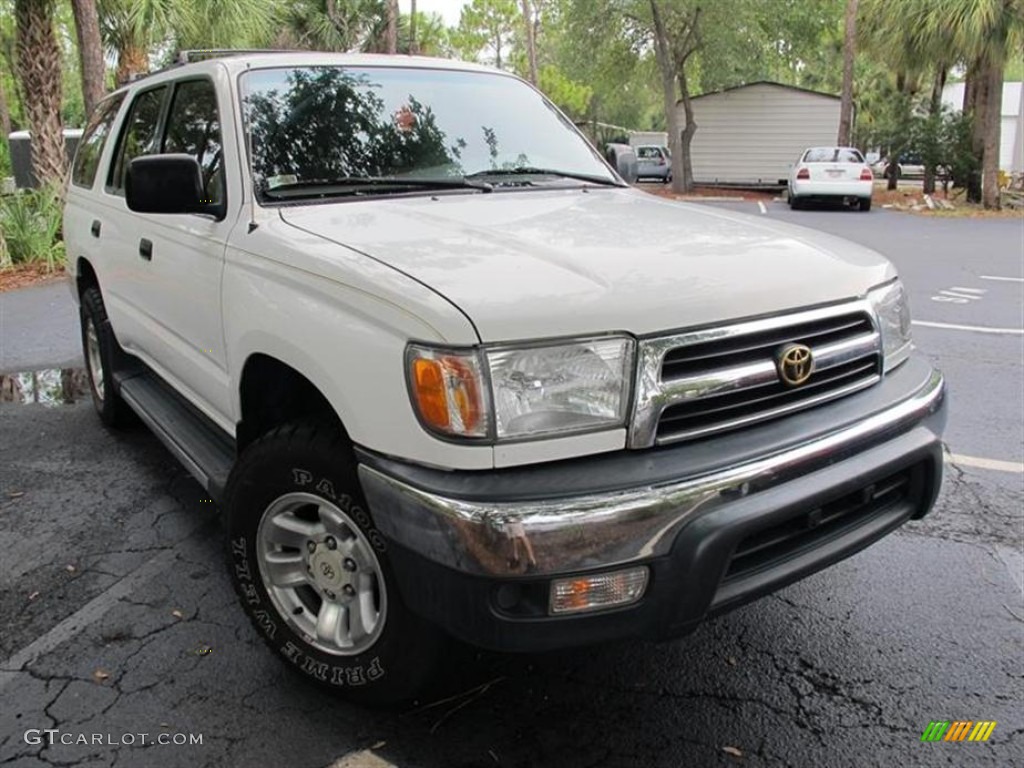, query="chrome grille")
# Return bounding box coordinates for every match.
[629,303,882,448]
